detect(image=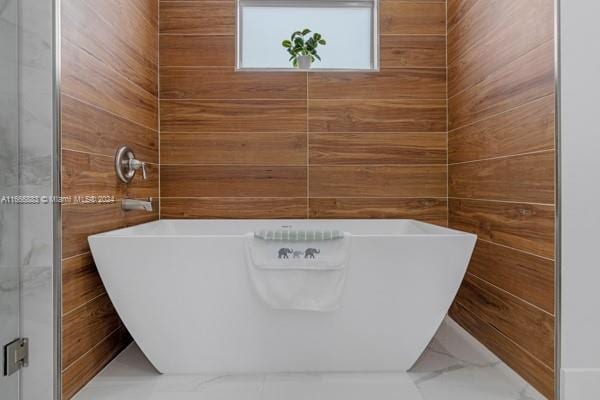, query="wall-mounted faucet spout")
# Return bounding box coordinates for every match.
[122,198,153,212]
